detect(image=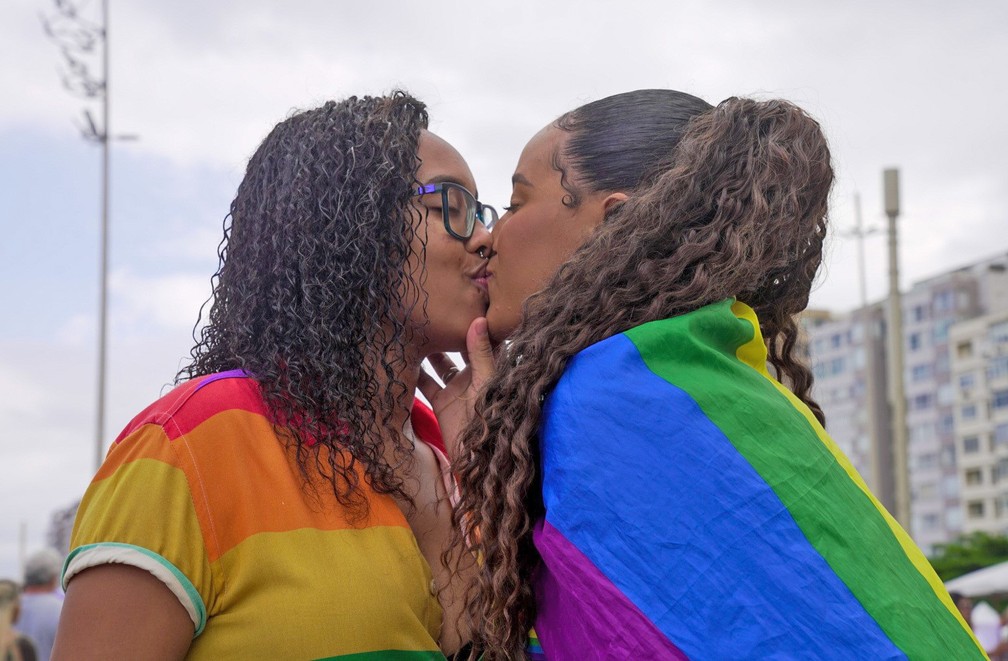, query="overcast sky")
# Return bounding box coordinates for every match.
[2,0,1006,577]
